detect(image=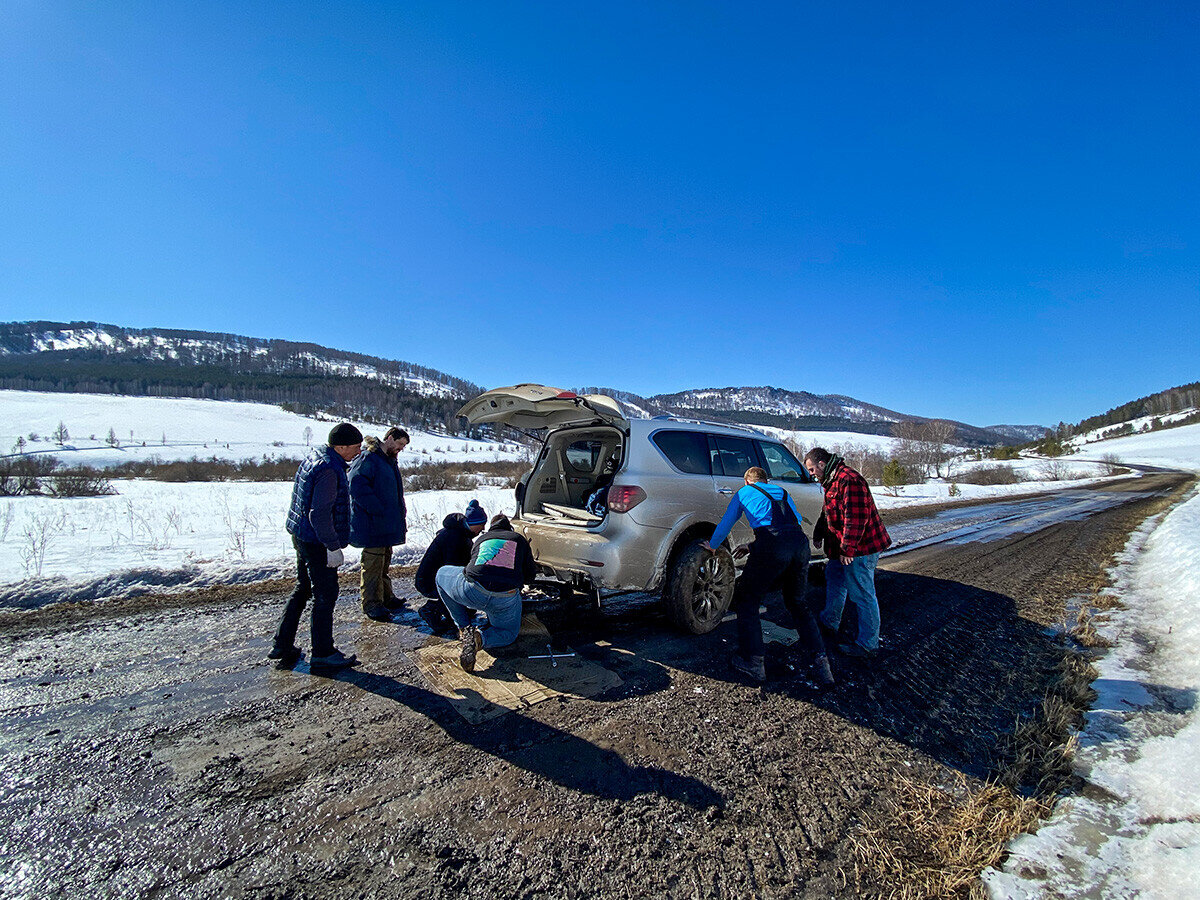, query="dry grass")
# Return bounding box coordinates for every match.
[849,773,1047,899]
[1070,605,1113,649]
[851,651,1097,897]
